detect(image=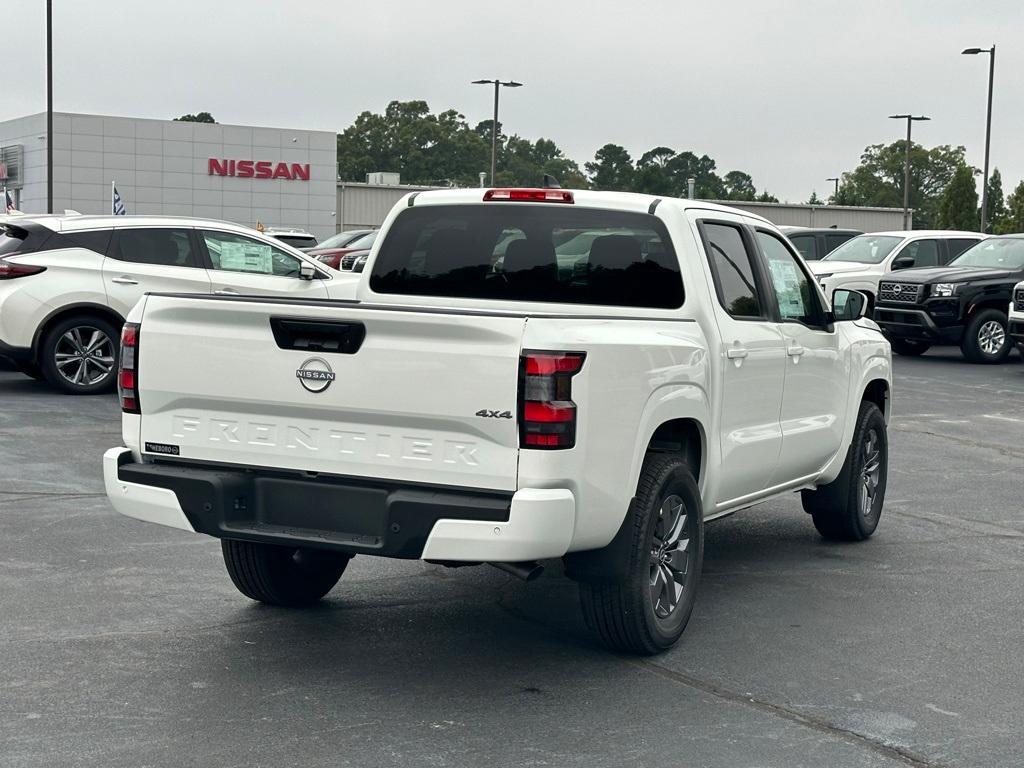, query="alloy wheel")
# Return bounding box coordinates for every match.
[978,320,1006,356]
[54,326,115,387]
[649,494,691,619]
[859,428,882,519]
